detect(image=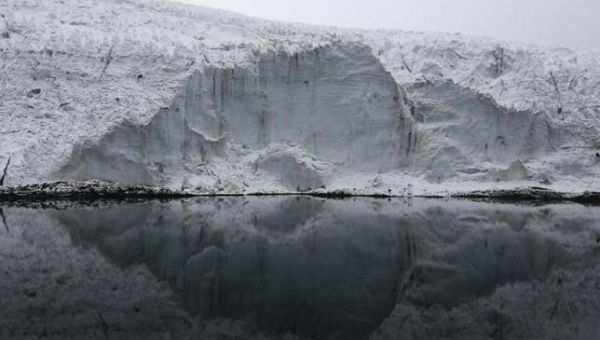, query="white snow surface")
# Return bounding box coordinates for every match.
[1,0,600,195]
